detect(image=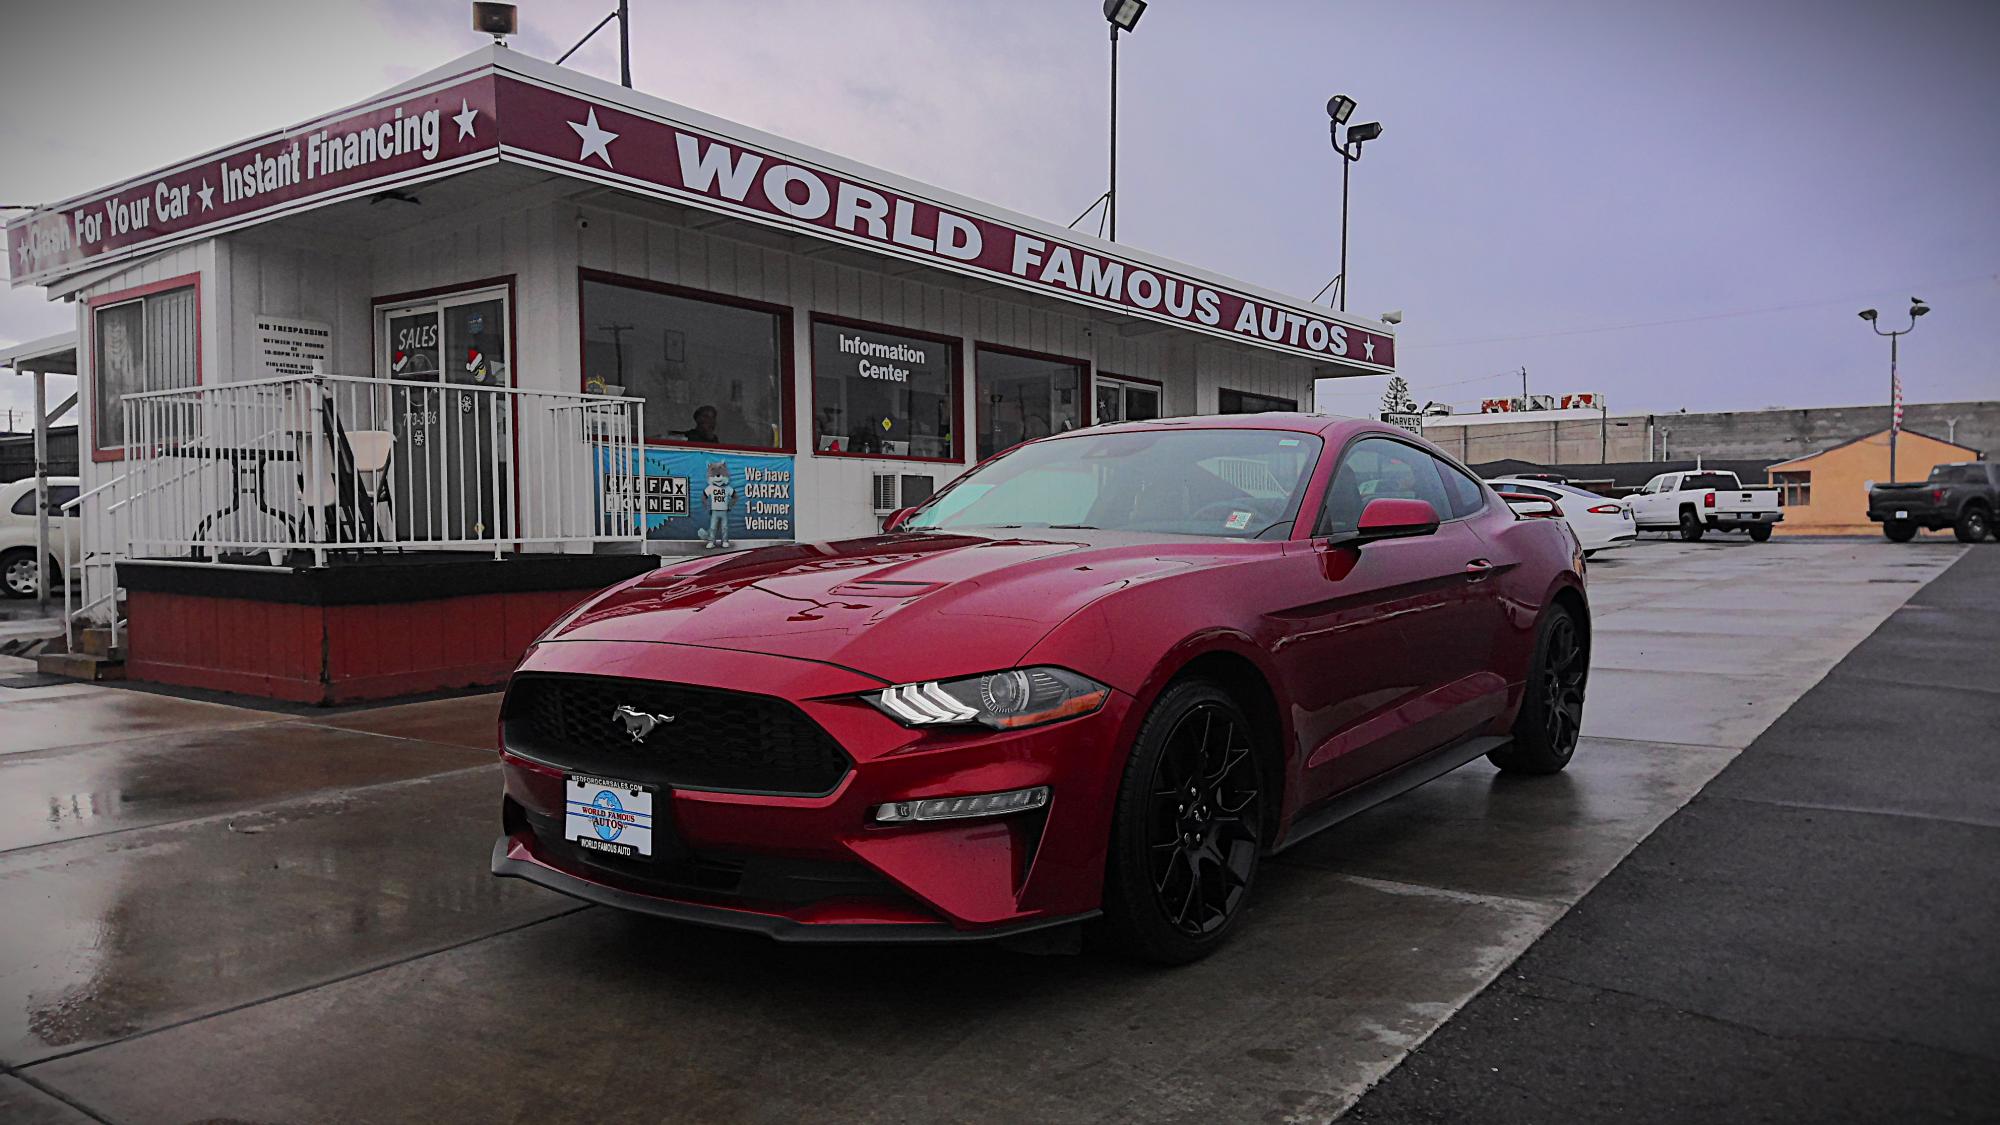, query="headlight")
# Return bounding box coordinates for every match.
[868,667,1110,730]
